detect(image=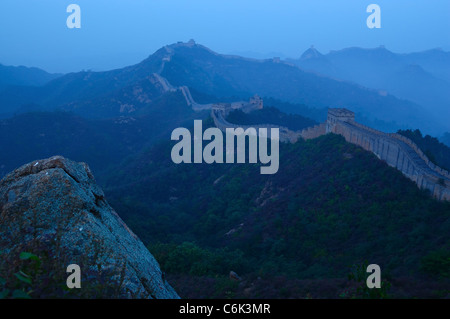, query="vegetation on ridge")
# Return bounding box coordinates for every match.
[104,123,450,298]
